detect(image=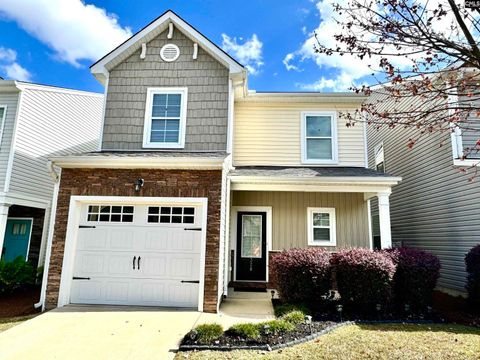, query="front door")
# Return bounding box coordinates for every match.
[236,212,267,281]
[2,219,32,262]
